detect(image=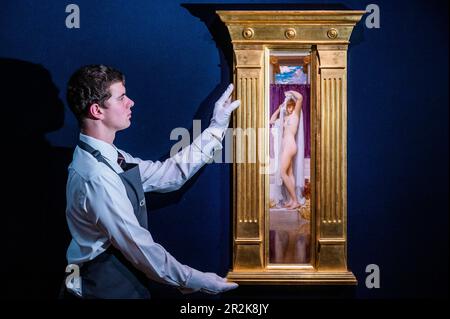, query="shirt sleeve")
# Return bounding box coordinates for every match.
[121,126,226,193]
[83,171,197,288]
